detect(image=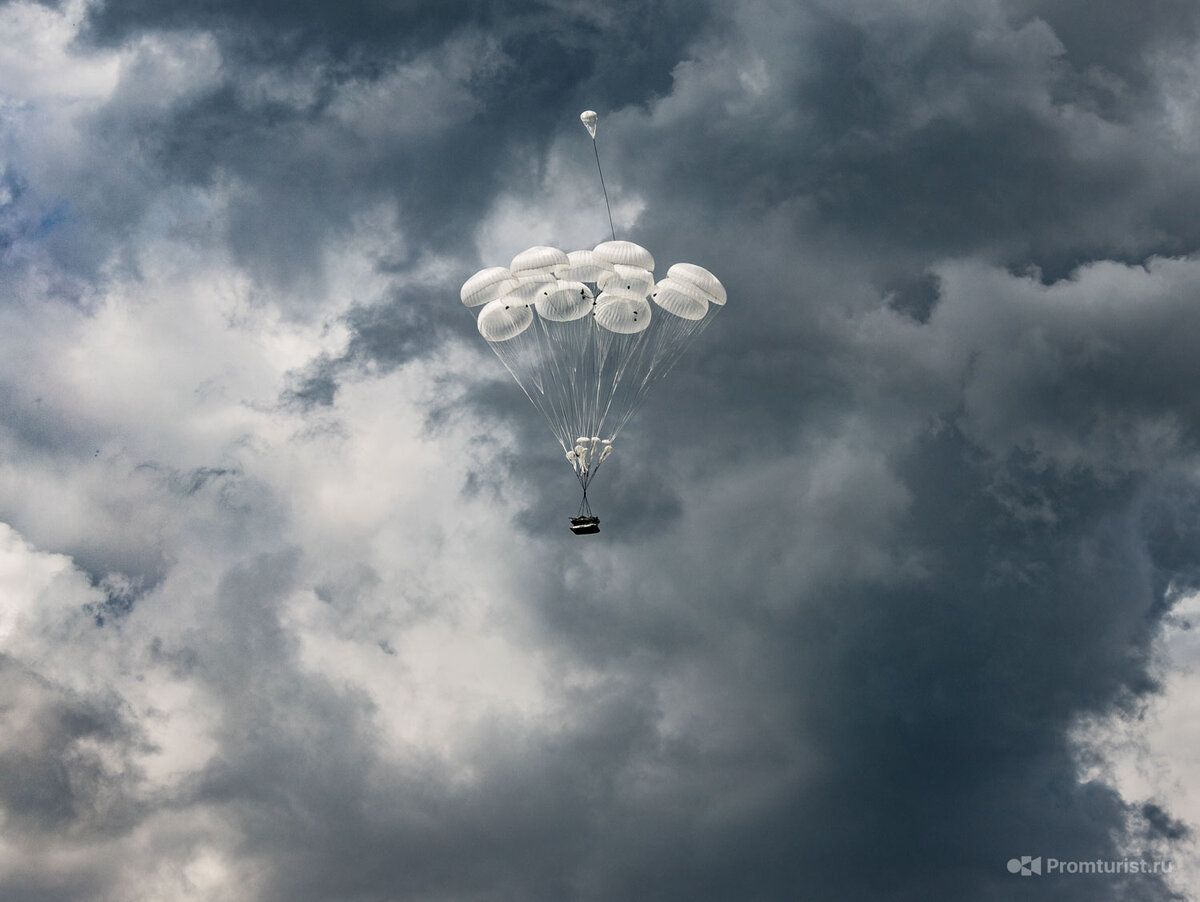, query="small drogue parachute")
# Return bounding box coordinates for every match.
[459,113,727,533]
